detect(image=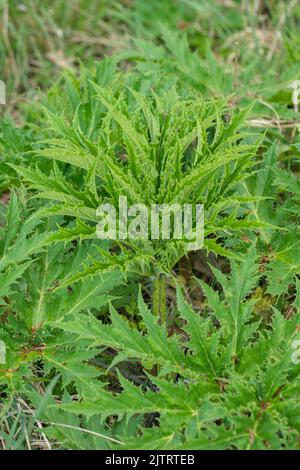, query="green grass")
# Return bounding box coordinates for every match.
[0,0,122,108]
